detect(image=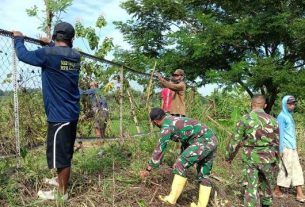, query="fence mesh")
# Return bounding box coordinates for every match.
[0,29,157,162]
